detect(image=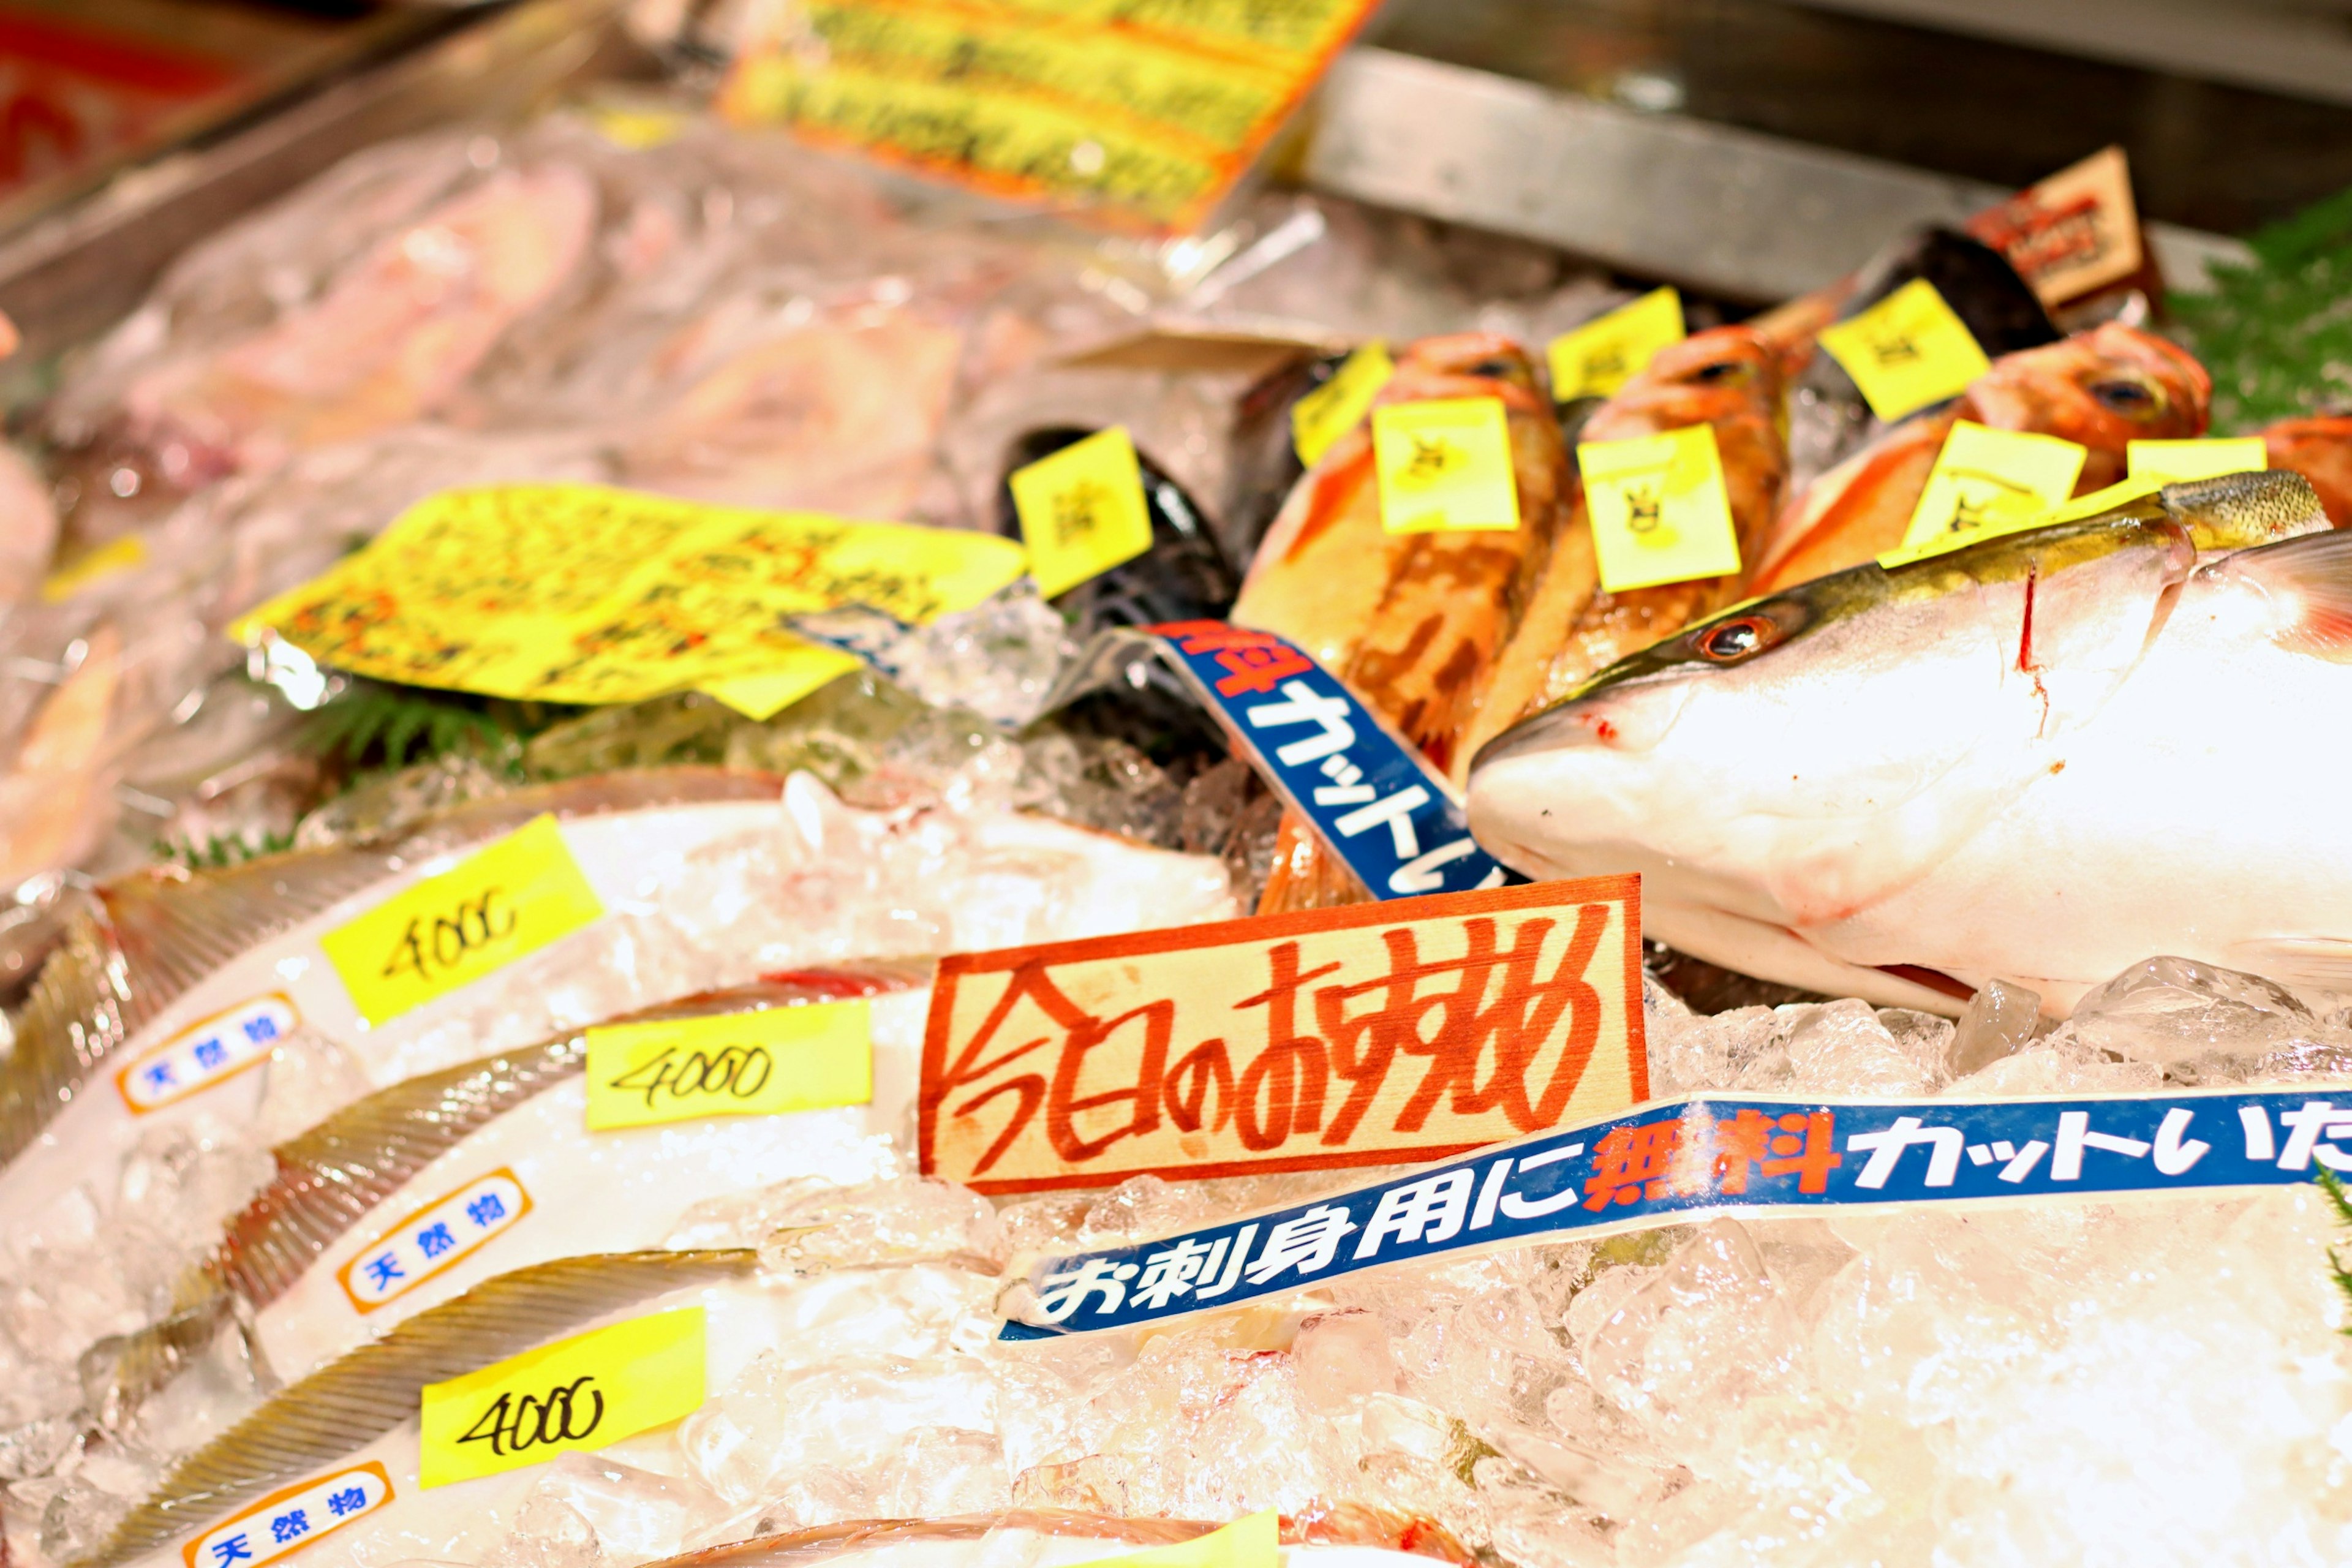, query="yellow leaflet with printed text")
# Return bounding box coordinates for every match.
[1581,425,1743,592]
[420,1309,704,1487]
[719,0,1379,232]
[232,485,1027,717]
[1292,341,1393,467]
[586,1001,873,1131]
[1548,287,1684,402]
[1374,397,1520,534]
[1009,427,1155,598]
[321,815,605,1027]
[1817,279,1990,423]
